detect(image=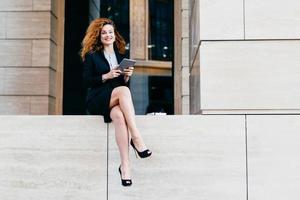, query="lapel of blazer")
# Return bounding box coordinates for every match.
[97,50,110,71]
